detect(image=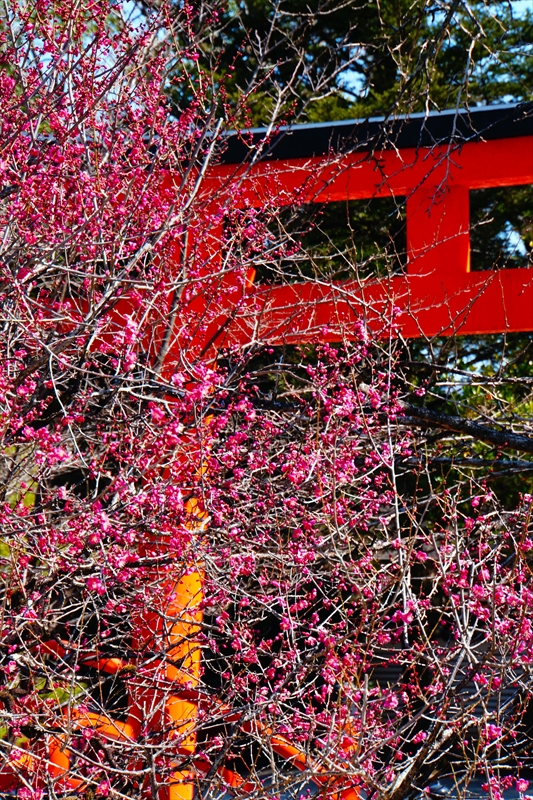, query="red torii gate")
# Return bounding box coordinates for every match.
[137,102,533,800]
[157,102,533,800]
[6,103,533,800]
[199,102,533,350]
